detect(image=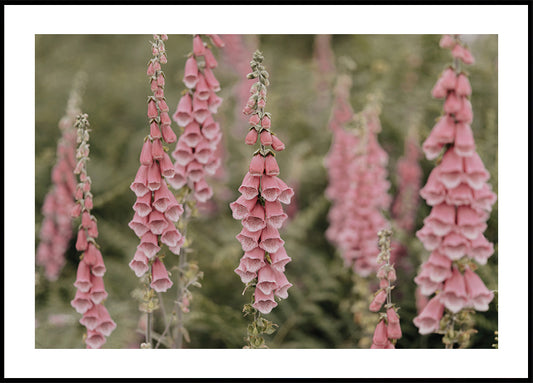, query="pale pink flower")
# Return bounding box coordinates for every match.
[439,267,468,313]
[463,267,494,311]
[150,258,173,292]
[413,296,444,335]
